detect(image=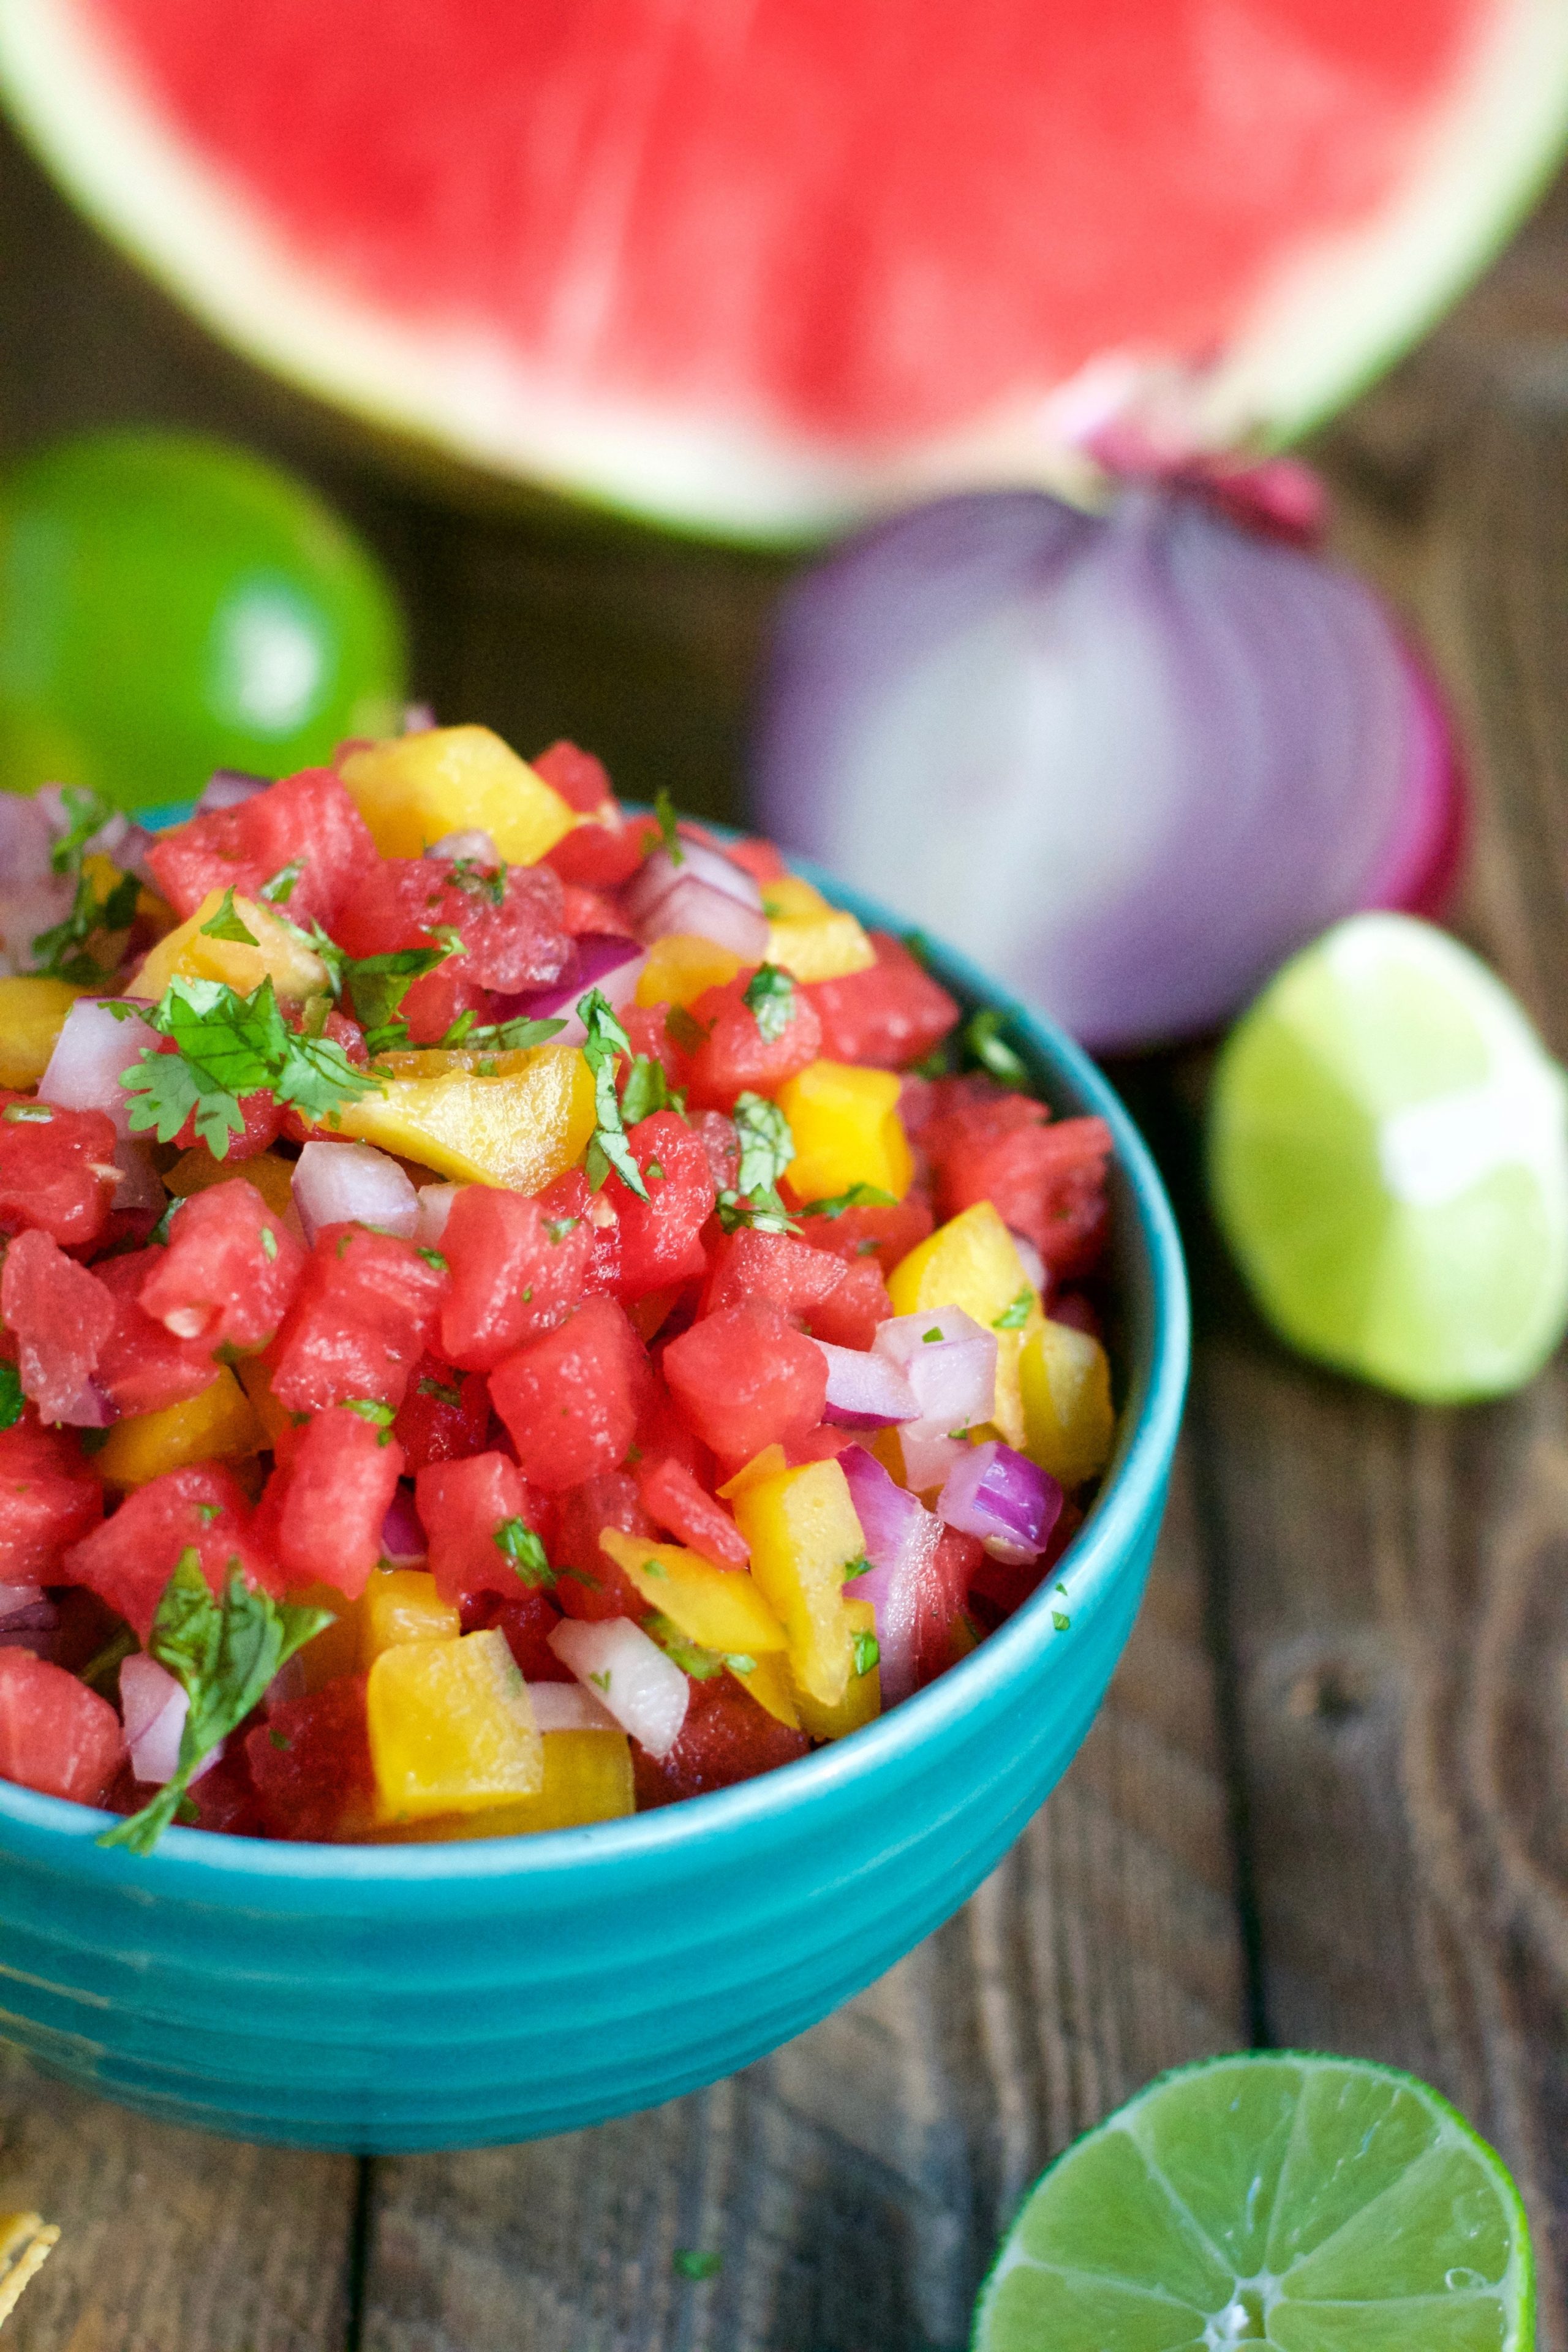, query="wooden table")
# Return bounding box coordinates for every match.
[4,115,1568,2352]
